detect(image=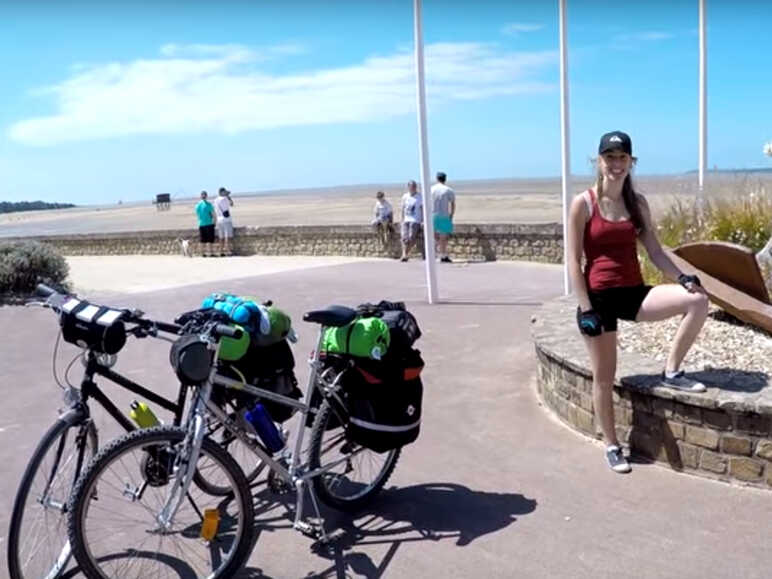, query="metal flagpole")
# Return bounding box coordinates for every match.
[698,0,707,200]
[413,0,438,304]
[559,0,572,295]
